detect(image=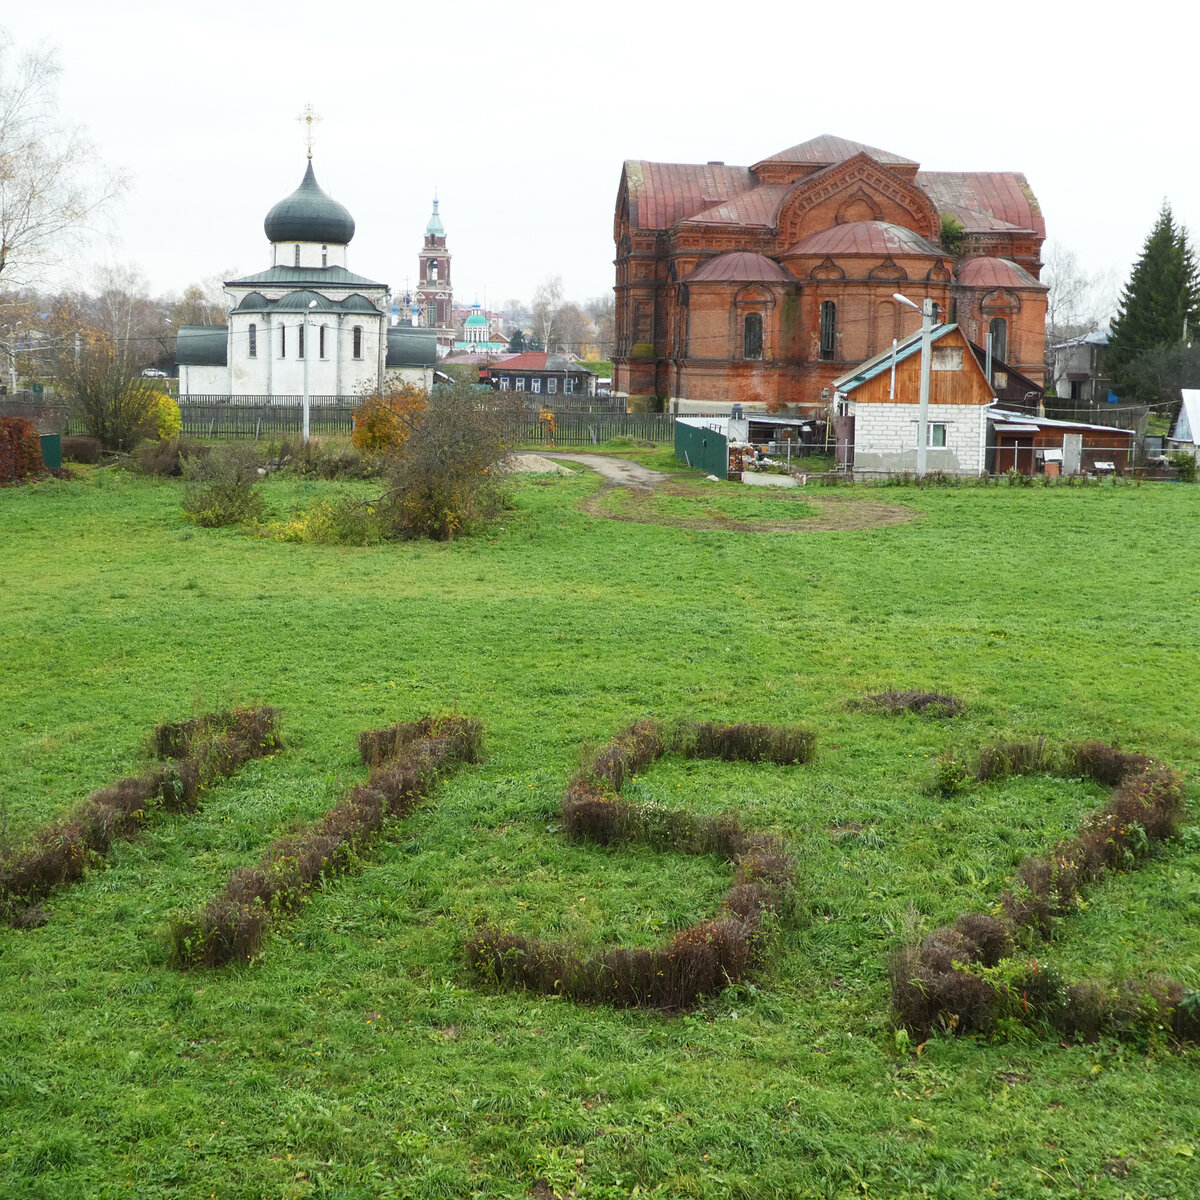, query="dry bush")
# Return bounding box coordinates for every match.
[471,717,803,1010]
[975,738,1055,782]
[170,713,480,967]
[1071,741,1152,786]
[677,721,816,764]
[1,708,279,925]
[133,437,209,478]
[863,690,964,718]
[61,435,102,464]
